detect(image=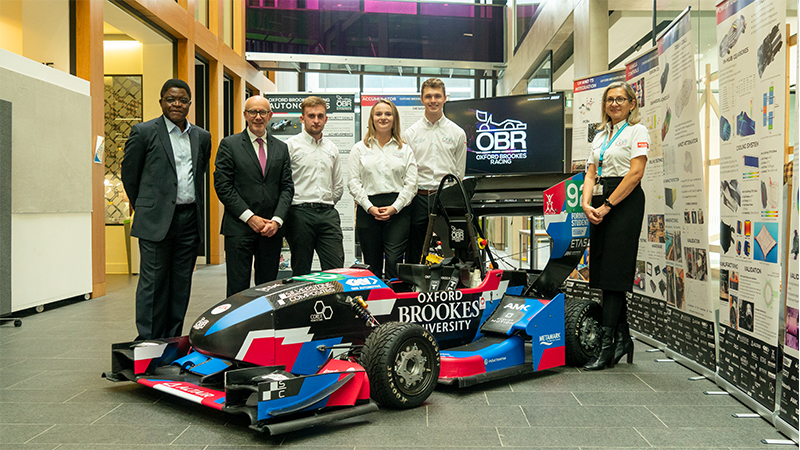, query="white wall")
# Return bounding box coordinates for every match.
[0,48,92,312]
